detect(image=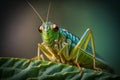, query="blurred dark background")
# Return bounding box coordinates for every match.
[0,0,120,74]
